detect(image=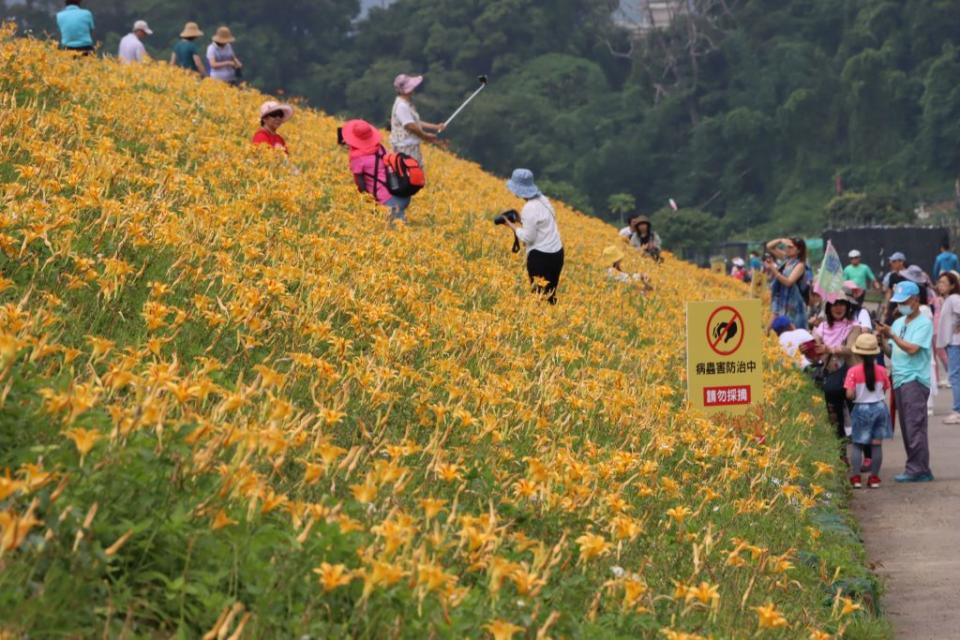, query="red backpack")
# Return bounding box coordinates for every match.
[381,151,425,198]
